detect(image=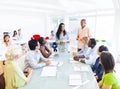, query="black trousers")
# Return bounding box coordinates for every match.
[77,48,81,52]
[0,73,5,89]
